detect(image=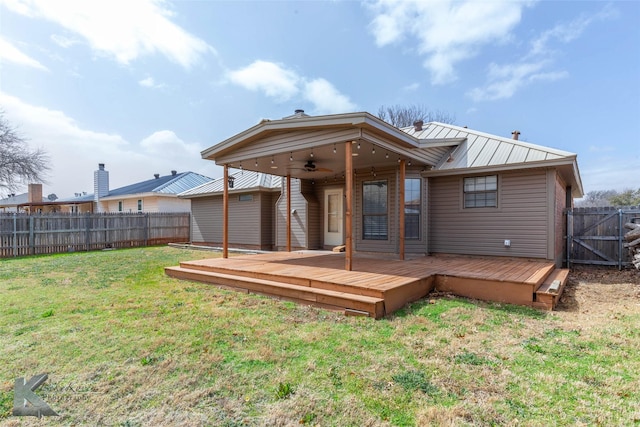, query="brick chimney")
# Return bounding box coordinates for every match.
[413,120,424,131]
[28,183,43,203]
[511,130,521,140]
